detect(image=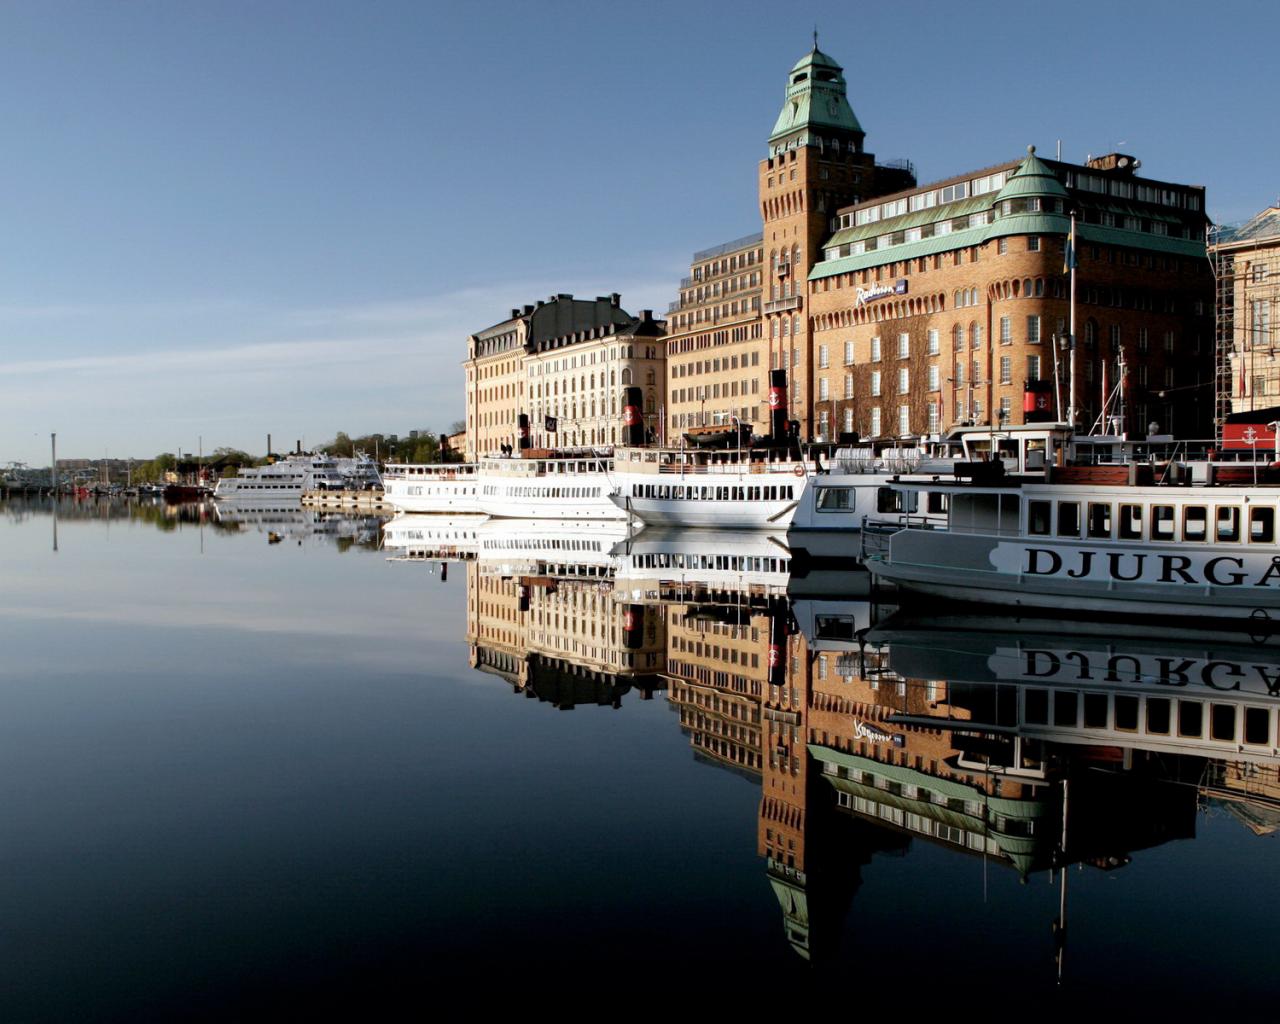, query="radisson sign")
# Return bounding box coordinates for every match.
[855,279,908,307]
